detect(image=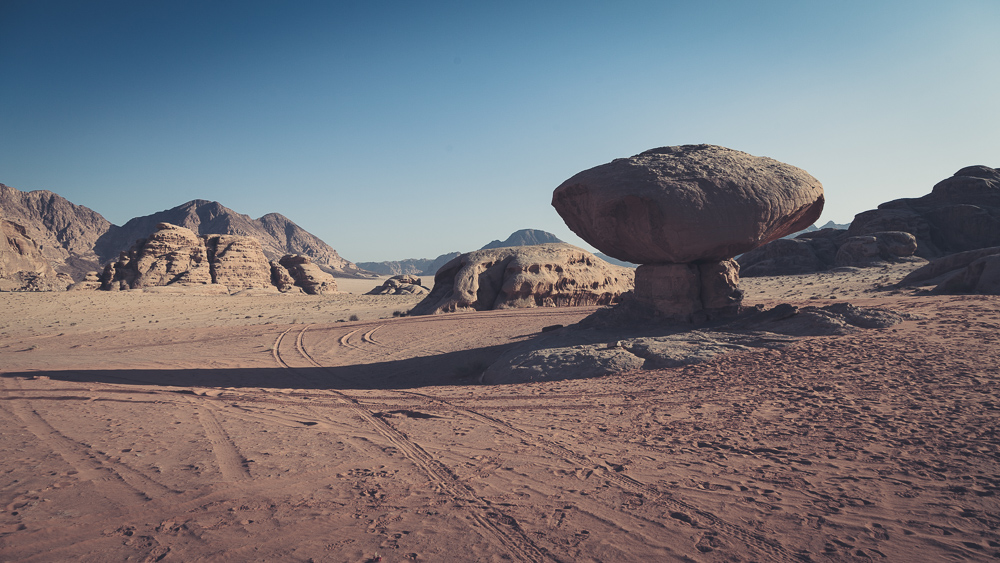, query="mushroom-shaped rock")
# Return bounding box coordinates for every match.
[552,144,825,264]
